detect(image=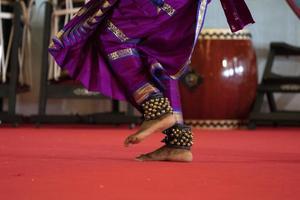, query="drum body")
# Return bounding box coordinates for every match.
[180,29,258,123]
